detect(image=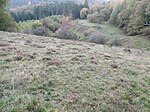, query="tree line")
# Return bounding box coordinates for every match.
[9,0,67,8]
[80,0,150,37]
[10,1,86,22]
[109,0,150,36]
